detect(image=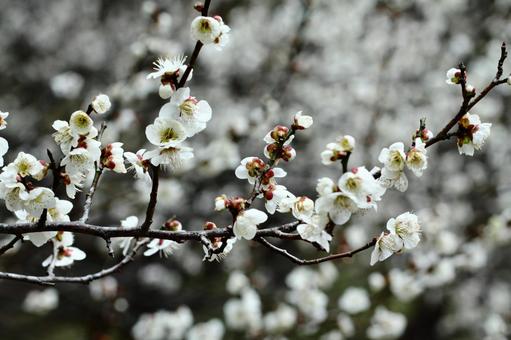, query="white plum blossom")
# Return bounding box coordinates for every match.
[61,147,97,175]
[338,166,386,210]
[69,110,93,136]
[144,238,181,257]
[387,212,421,249]
[367,306,407,339]
[457,112,492,156]
[145,117,187,148]
[145,145,194,168]
[159,87,212,137]
[297,214,332,252]
[202,237,237,262]
[61,172,84,199]
[370,232,404,266]
[0,111,9,130]
[321,135,355,165]
[147,55,188,81]
[233,209,268,240]
[292,111,313,130]
[191,16,231,49]
[91,94,111,114]
[315,191,358,225]
[52,120,79,154]
[42,241,86,268]
[234,157,266,184]
[290,196,315,220]
[378,142,408,192]
[316,177,336,196]
[338,287,371,314]
[12,152,44,178]
[406,138,428,177]
[124,149,151,183]
[19,187,56,217]
[262,184,293,214]
[445,67,462,85]
[190,16,221,44]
